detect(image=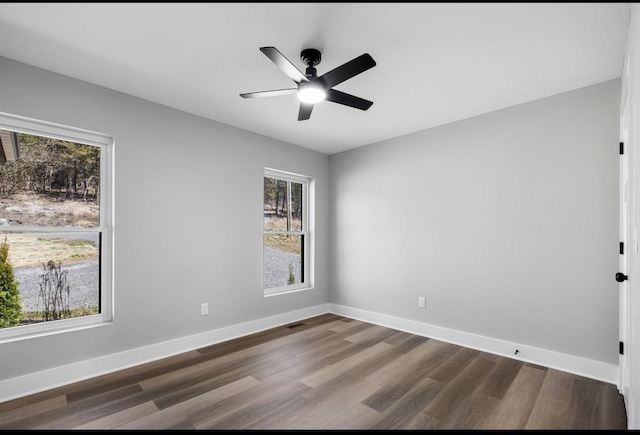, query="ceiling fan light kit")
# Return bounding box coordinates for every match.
[297,82,326,104]
[240,46,376,121]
